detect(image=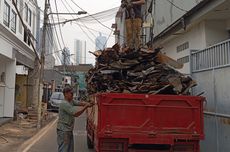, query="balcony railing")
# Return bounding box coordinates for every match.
[191,39,230,72]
